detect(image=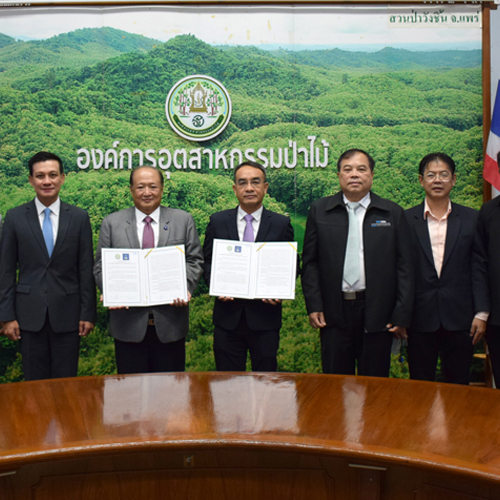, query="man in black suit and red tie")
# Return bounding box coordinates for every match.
[301,149,414,377]
[203,161,295,372]
[406,153,488,385]
[0,151,96,380]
